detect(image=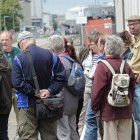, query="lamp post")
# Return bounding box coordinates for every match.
[4,15,9,30]
[13,11,15,30]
